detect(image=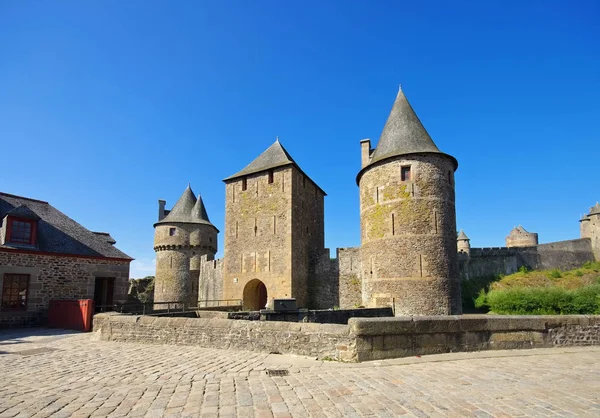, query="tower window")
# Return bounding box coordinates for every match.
[268,170,274,184]
[448,171,452,185]
[169,228,176,236]
[242,177,247,191]
[302,176,306,187]
[401,166,411,181]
